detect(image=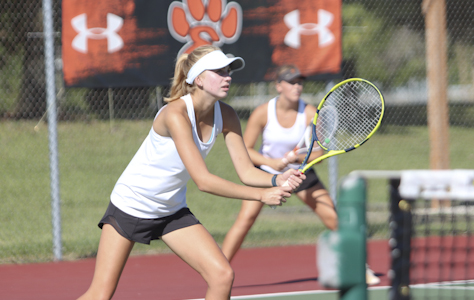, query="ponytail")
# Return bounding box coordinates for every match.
[165,45,220,103]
